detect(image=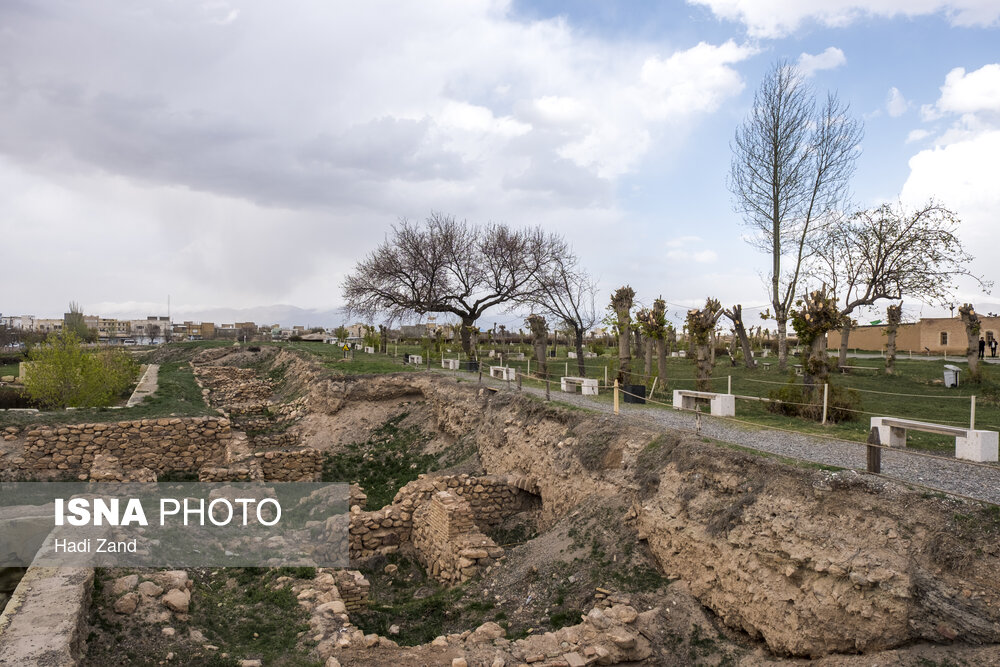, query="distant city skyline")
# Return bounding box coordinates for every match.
[3,1,998,329]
